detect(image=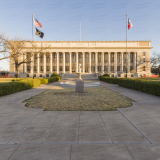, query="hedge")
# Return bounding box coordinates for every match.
[98,76,119,84]
[0,76,61,96]
[98,76,160,96]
